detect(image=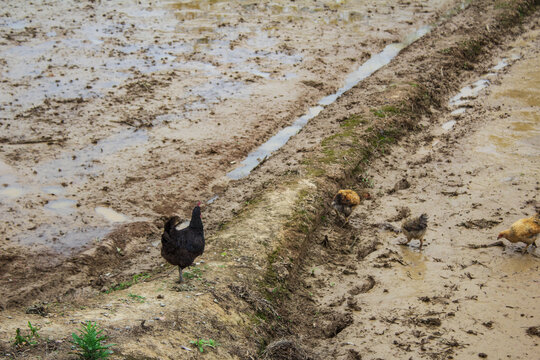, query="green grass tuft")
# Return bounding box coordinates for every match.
[71,322,115,360]
[105,272,150,293]
[13,321,40,347]
[190,339,218,353]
